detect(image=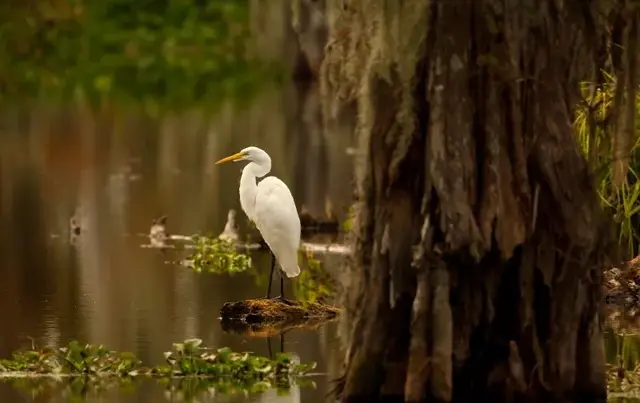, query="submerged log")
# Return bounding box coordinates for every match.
[219,298,340,334]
